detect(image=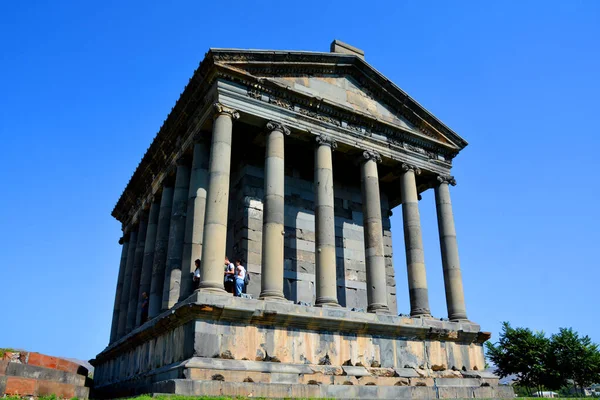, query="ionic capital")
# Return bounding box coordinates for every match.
[401,163,422,175]
[266,120,291,135]
[436,174,457,186]
[213,103,240,120]
[361,150,382,163]
[316,134,337,149]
